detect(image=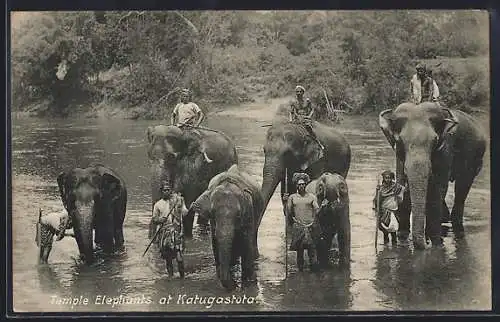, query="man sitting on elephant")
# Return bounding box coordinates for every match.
[373,170,406,245]
[289,85,325,151]
[151,181,188,278]
[171,88,213,163]
[410,63,440,104]
[36,208,73,264]
[283,172,325,272]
